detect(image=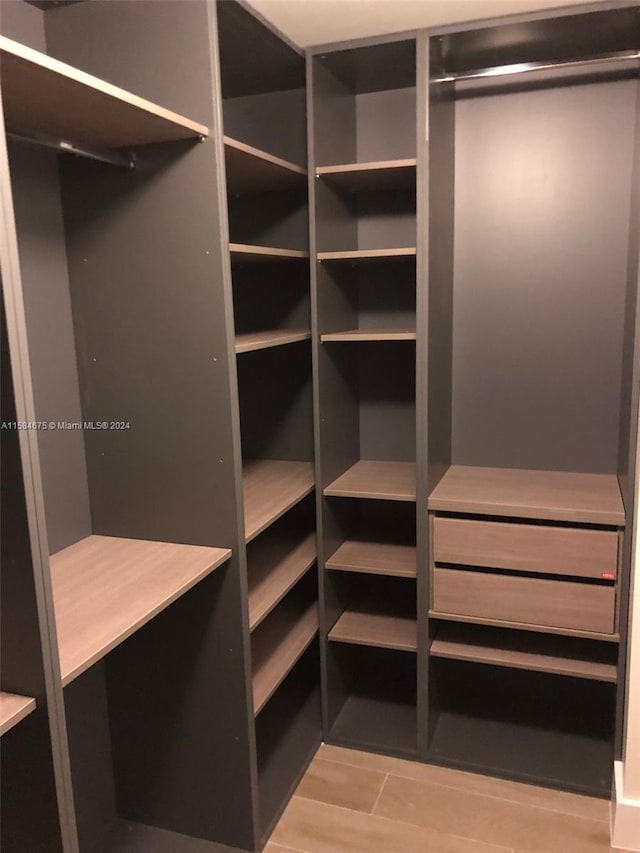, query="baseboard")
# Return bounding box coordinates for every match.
[611,761,640,852]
